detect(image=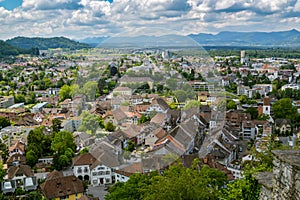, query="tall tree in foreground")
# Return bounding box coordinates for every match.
[105,160,227,200]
